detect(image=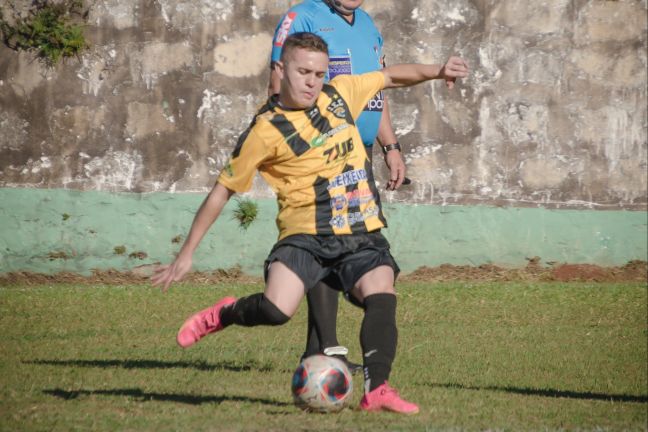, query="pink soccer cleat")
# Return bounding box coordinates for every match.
[176,297,237,348]
[359,382,420,414]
